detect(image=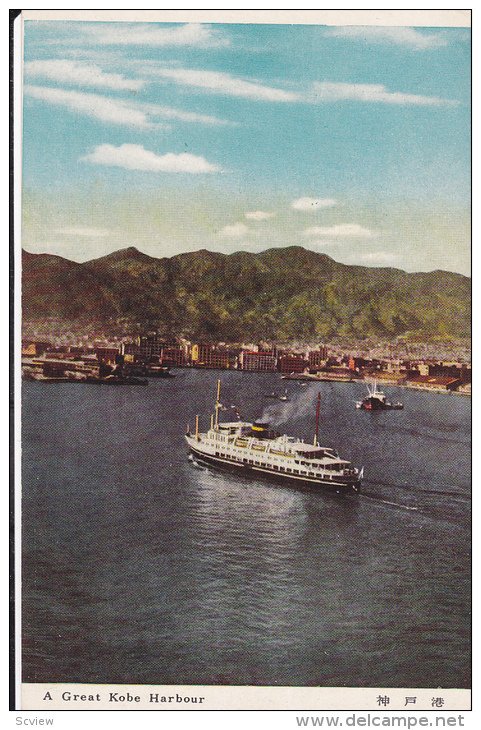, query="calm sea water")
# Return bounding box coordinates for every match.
[22,371,471,688]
